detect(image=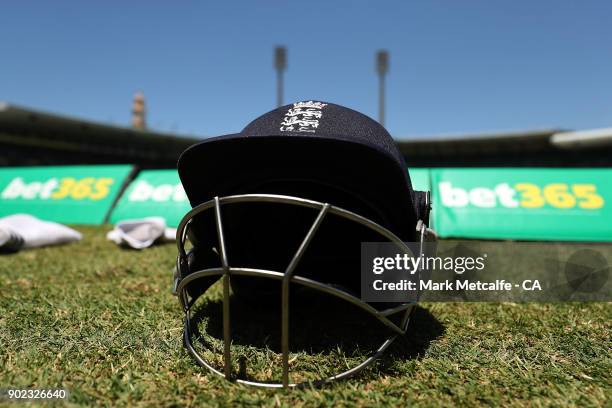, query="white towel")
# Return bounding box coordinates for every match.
[106,217,176,249]
[0,214,82,251]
